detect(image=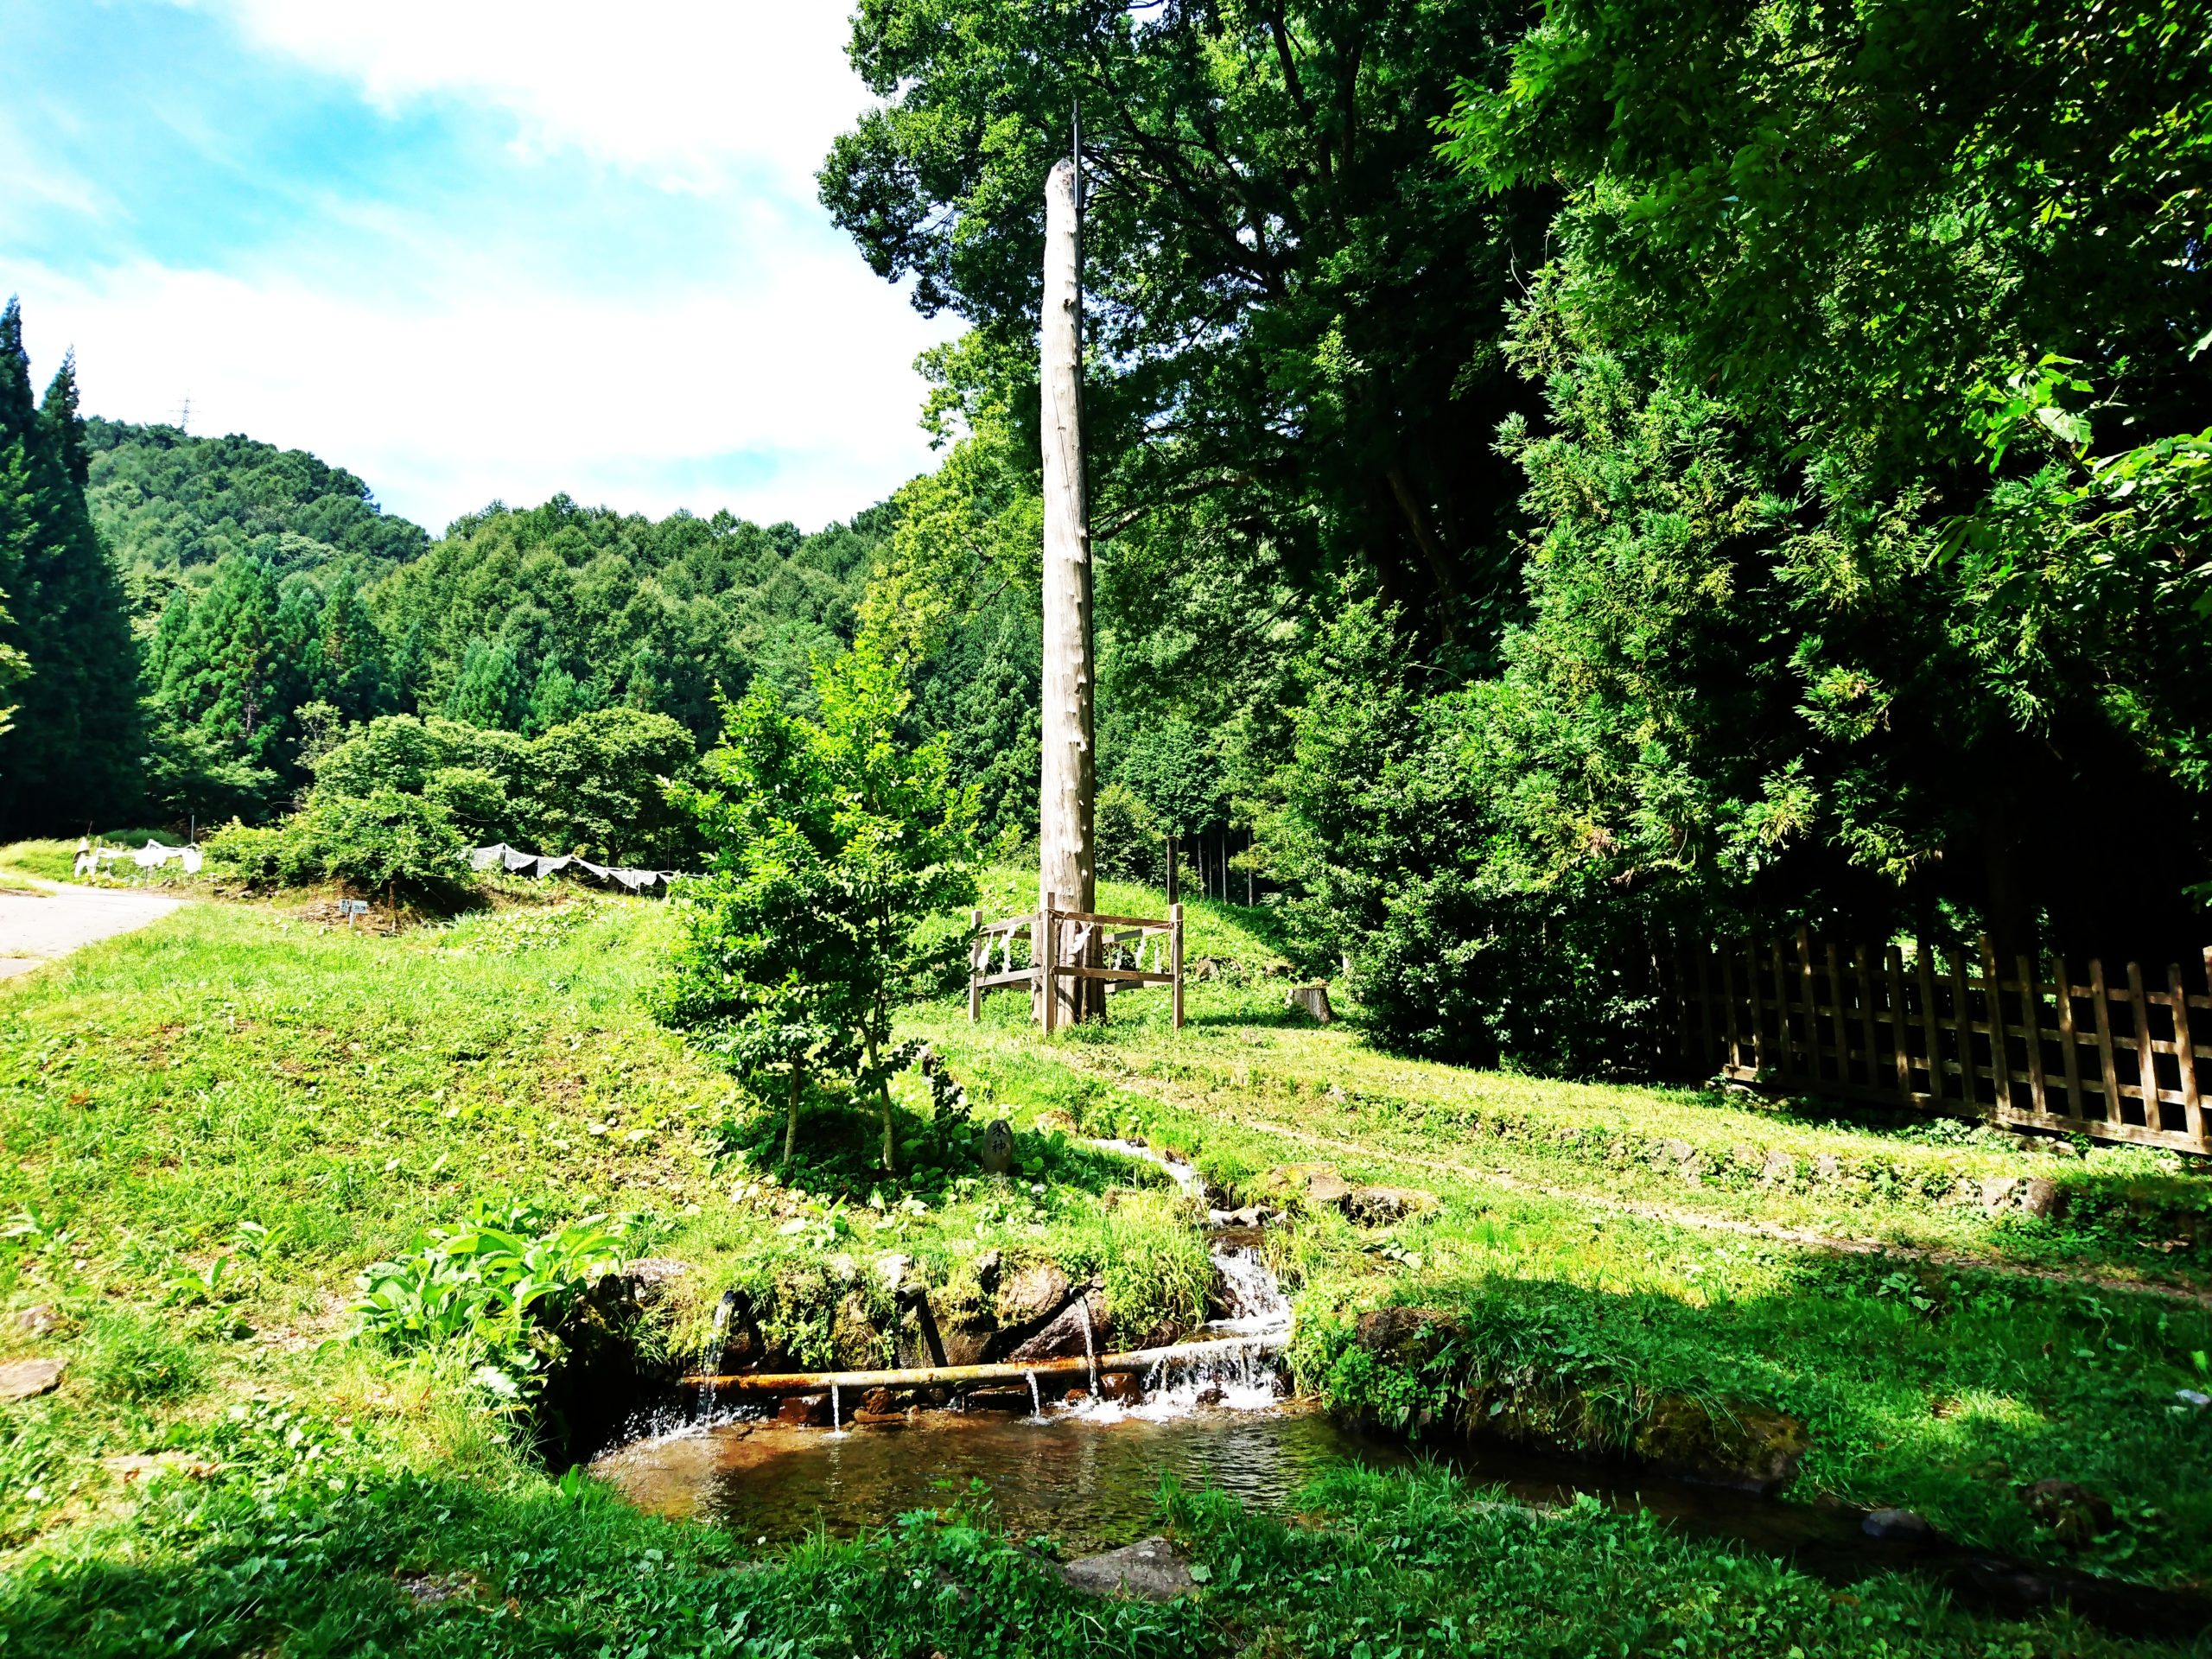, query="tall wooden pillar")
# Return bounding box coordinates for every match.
[1039,153,1099,1024]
